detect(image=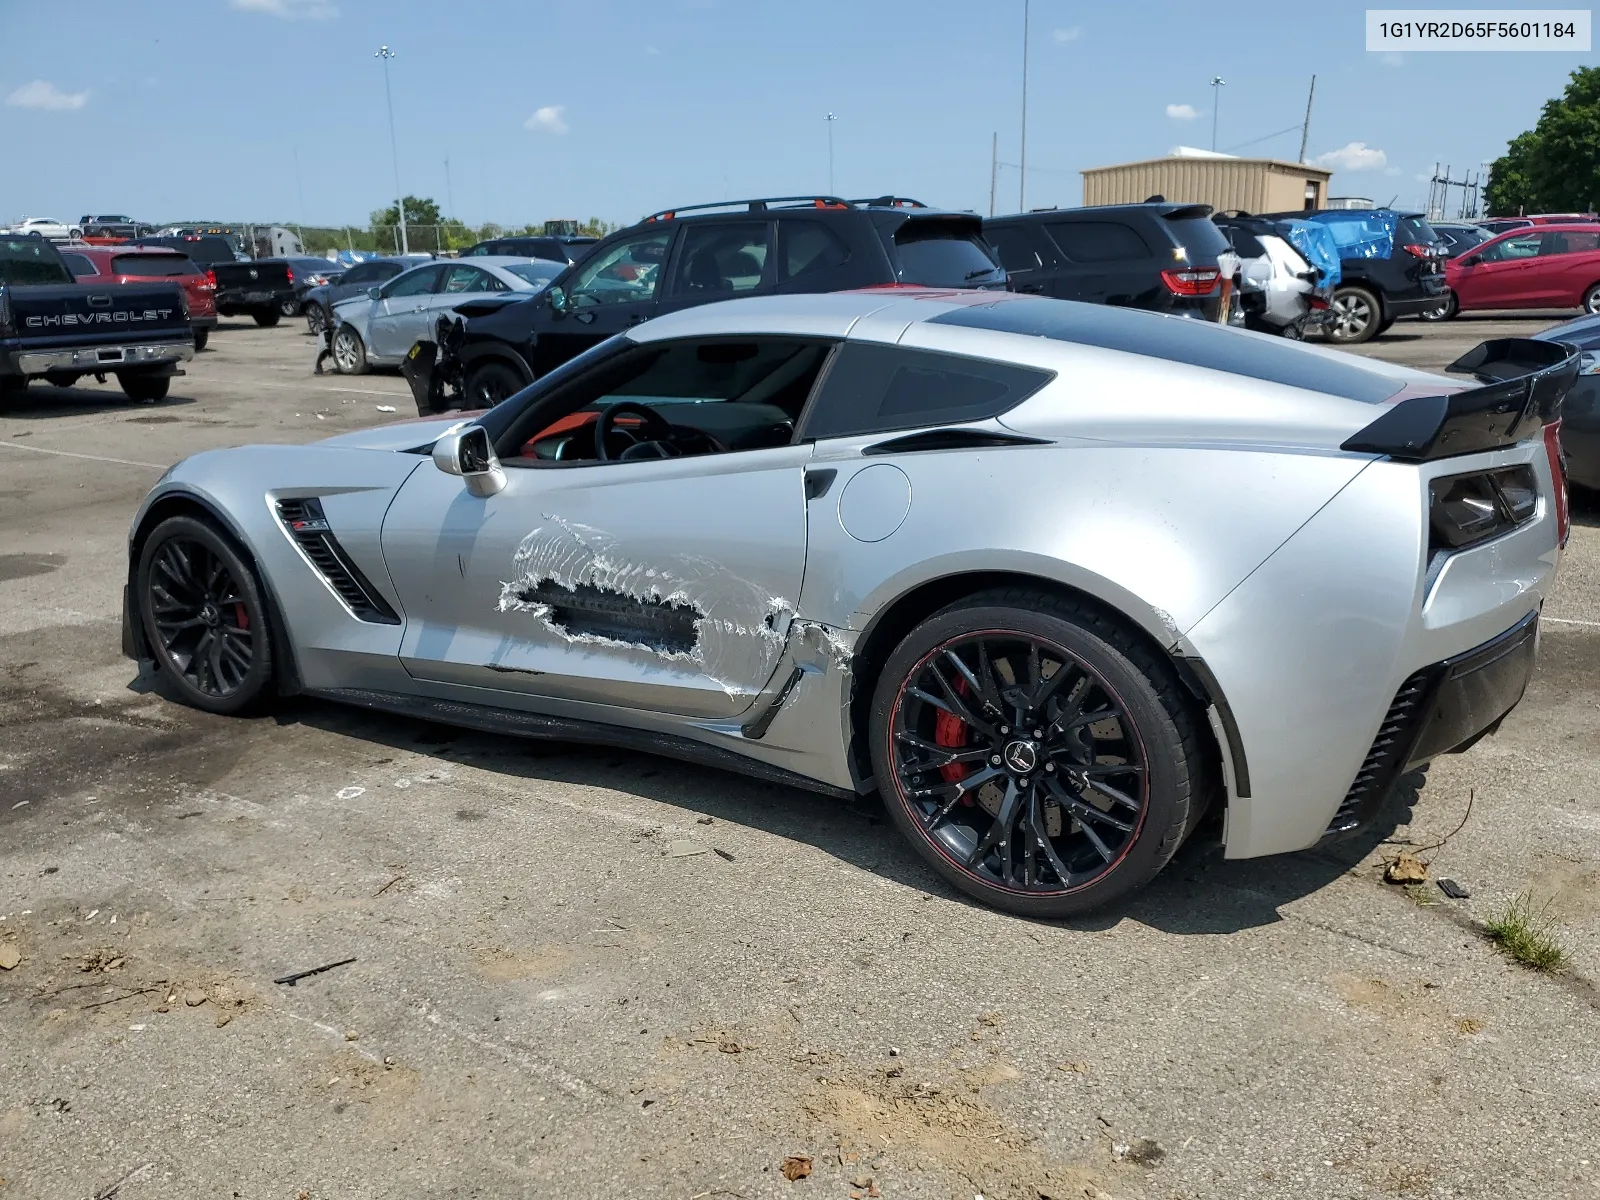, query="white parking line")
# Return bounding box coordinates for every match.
[1545,616,1600,628]
[183,374,409,398]
[0,441,165,469]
